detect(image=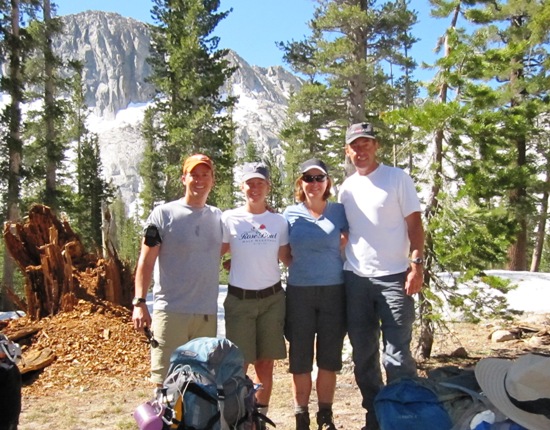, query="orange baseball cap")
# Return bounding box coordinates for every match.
[182,154,213,174]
